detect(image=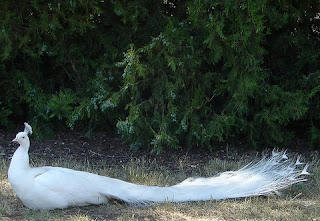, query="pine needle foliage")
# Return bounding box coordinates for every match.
[0,0,319,152]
